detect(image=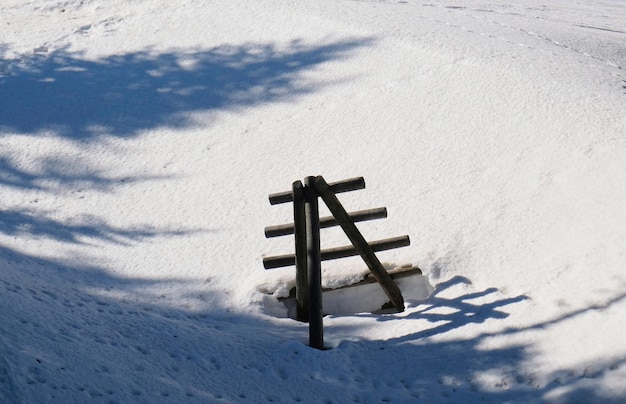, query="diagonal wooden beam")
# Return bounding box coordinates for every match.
[313,176,405,312]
